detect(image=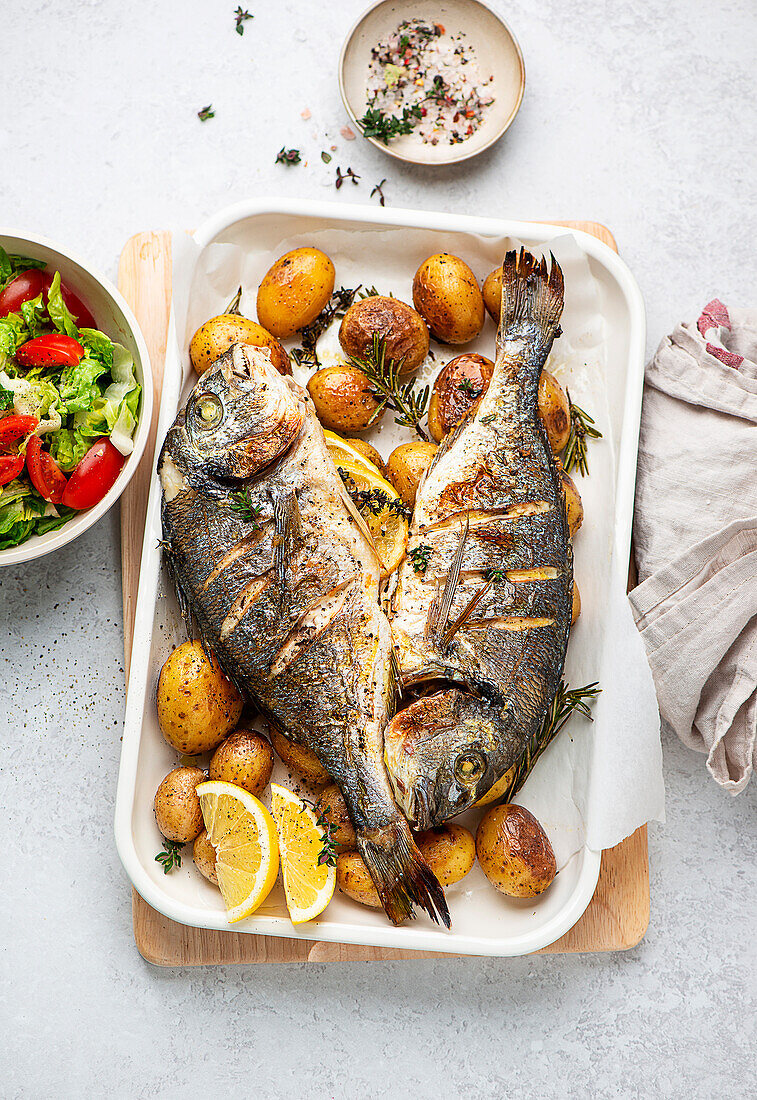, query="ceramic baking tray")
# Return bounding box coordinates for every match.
[115,199,645,956]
